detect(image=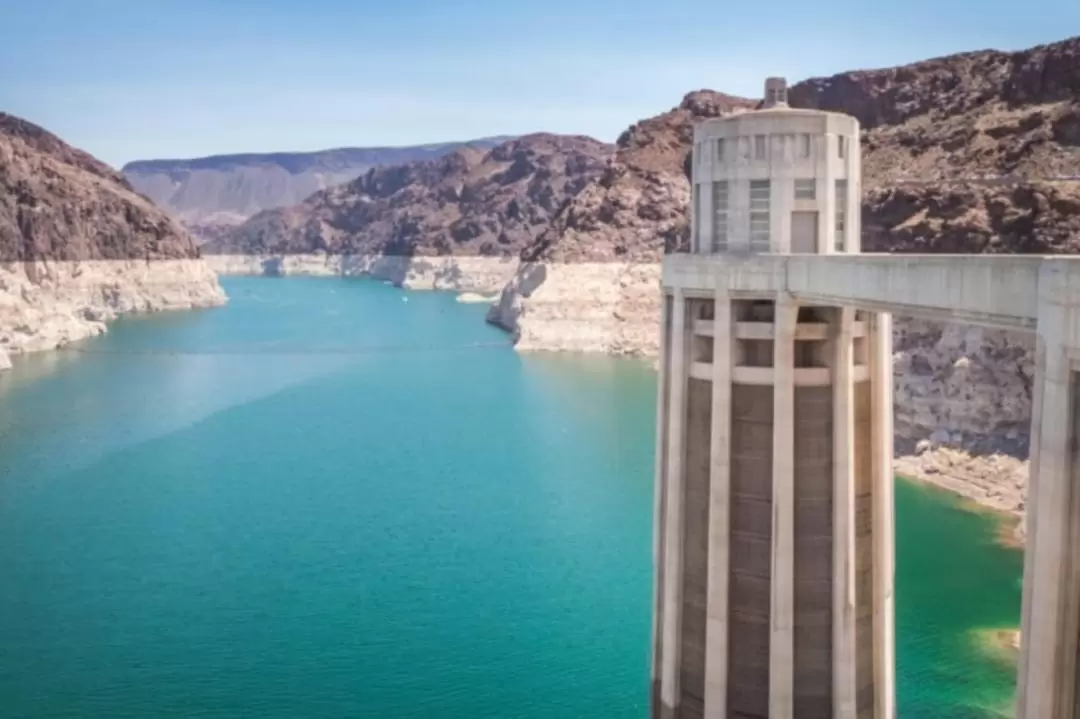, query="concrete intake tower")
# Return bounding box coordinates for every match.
[650,78,895,719]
